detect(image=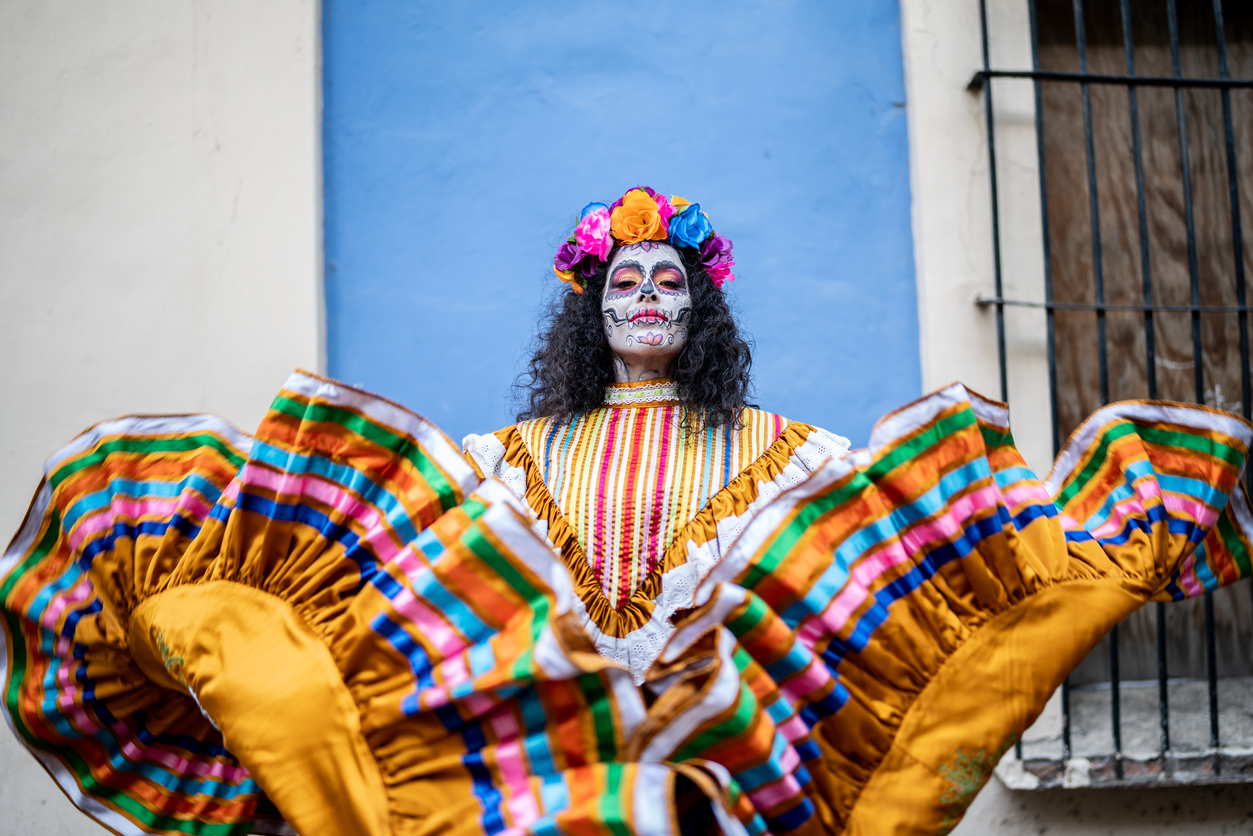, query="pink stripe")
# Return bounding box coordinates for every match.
[1177,553,1203,598]
[779,658,831,702]
[796,615,827,650]
[112,720,251,782]
[68,496,180,551]
[777,742,800,774]
[439,654,470,689]
[67,490,216,553]
[1163,493,1219,528]
[1090,495,1152,540]
[55,665,100,734]
[221,478,242,503]
[417,686,451,709]
[462,692,495,716]
[1002,483,1050,512]
[388,586,465,658]
[820,485,1003,634]
[42,575,94,631]
[1088,477,1163,537]
[488,710,542,827]
[496,740,541,826]
[1059,512,1084,531]
[392,545,426,577]
[244,467,402,562]
[775,714,811,743]
[54,652,253,783]
[747,772,803,810]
